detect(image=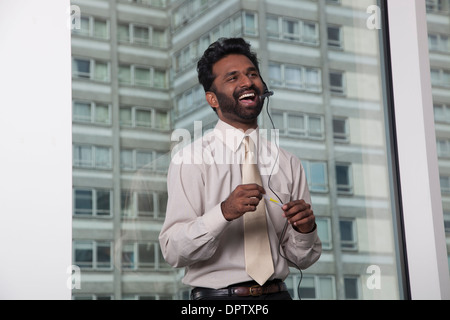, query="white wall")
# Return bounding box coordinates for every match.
[0,0,72,299]
[387,0,450,299]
